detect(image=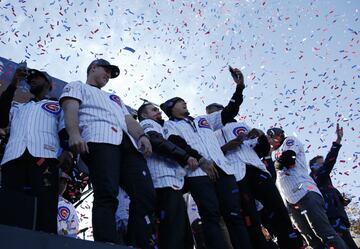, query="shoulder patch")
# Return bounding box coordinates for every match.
[142,123,154,130]
[286,139,295,147]
[109,94,122,106]
[58,206,70,221]
[198,118,211,129]
[41,102,61,115]
[62,85,71,93]
[232,126,248,136]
